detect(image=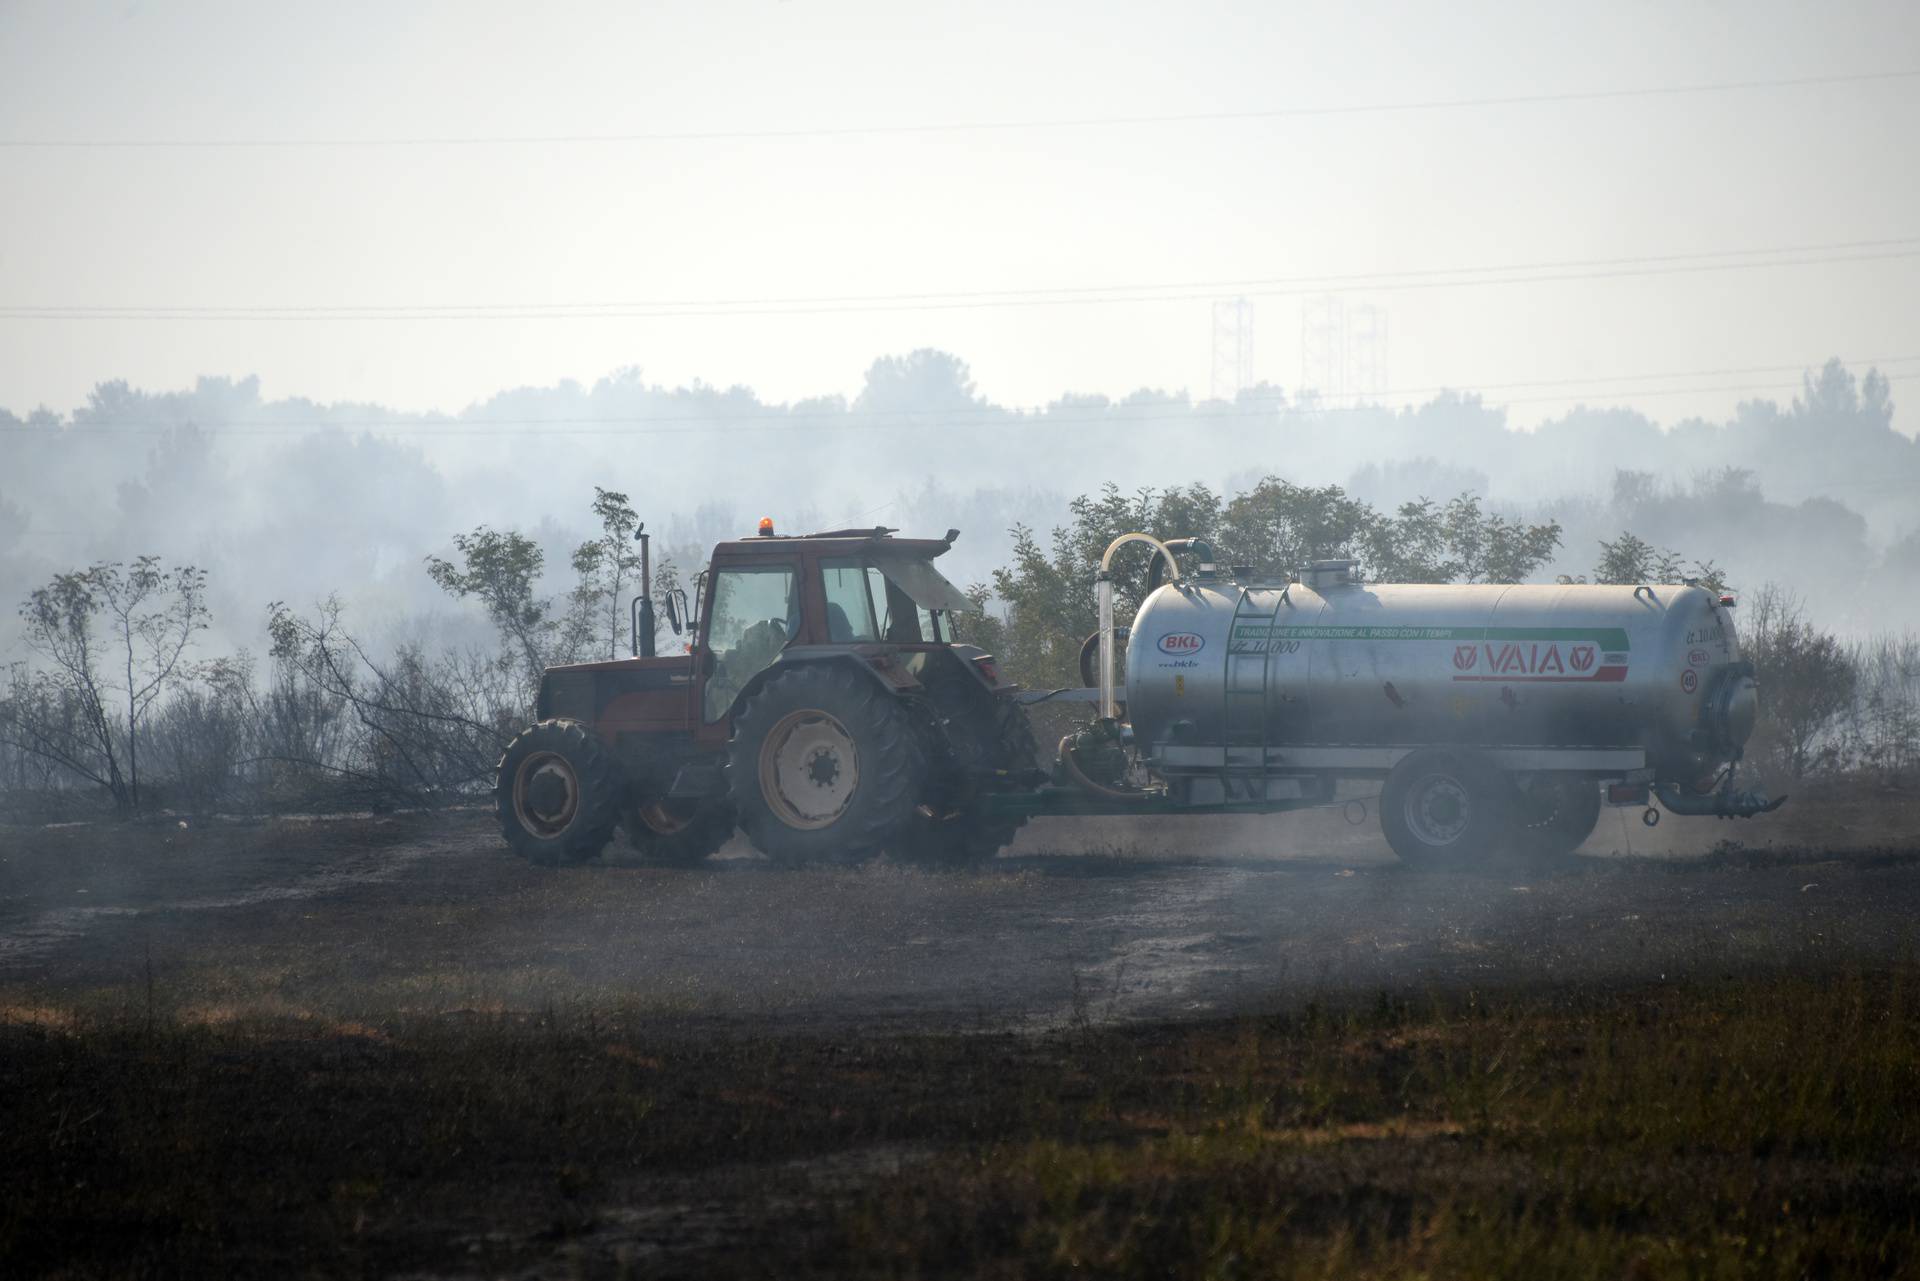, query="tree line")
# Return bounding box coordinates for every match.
[3,357,1914,661]
[0,475,1904,821]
